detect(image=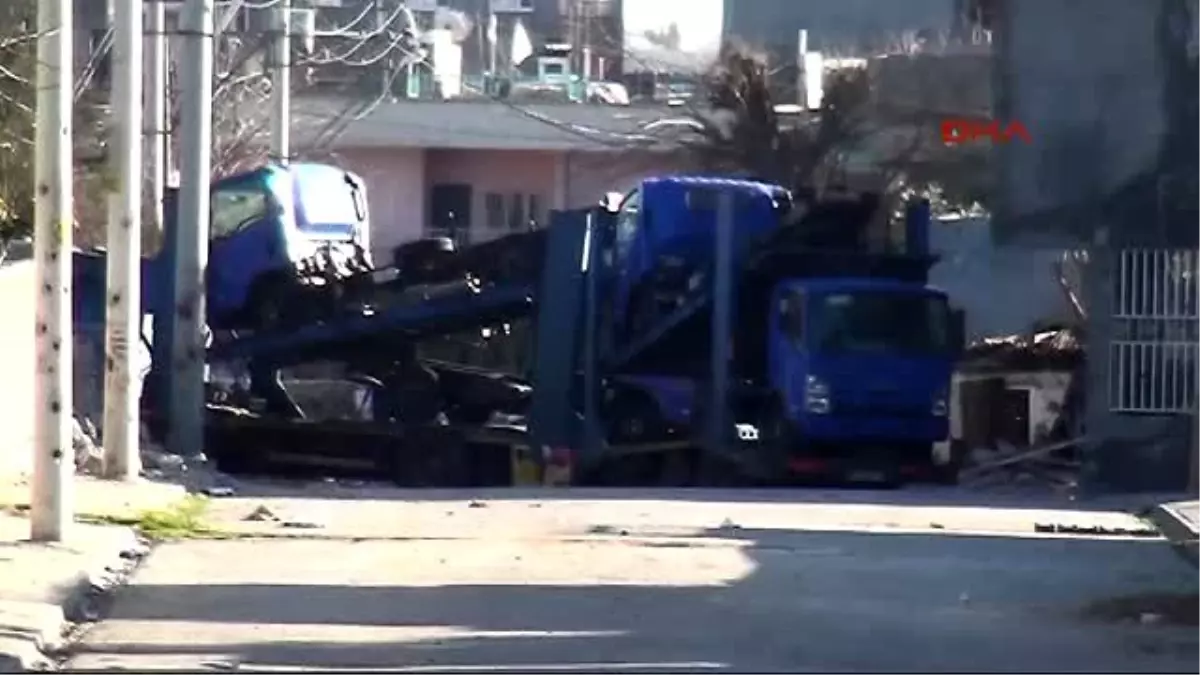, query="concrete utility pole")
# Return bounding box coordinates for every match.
[31,0,76,542]
[145,0,168,235]
[269,0,292,163]
[103,0,146,480]
[167,0,215,459]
